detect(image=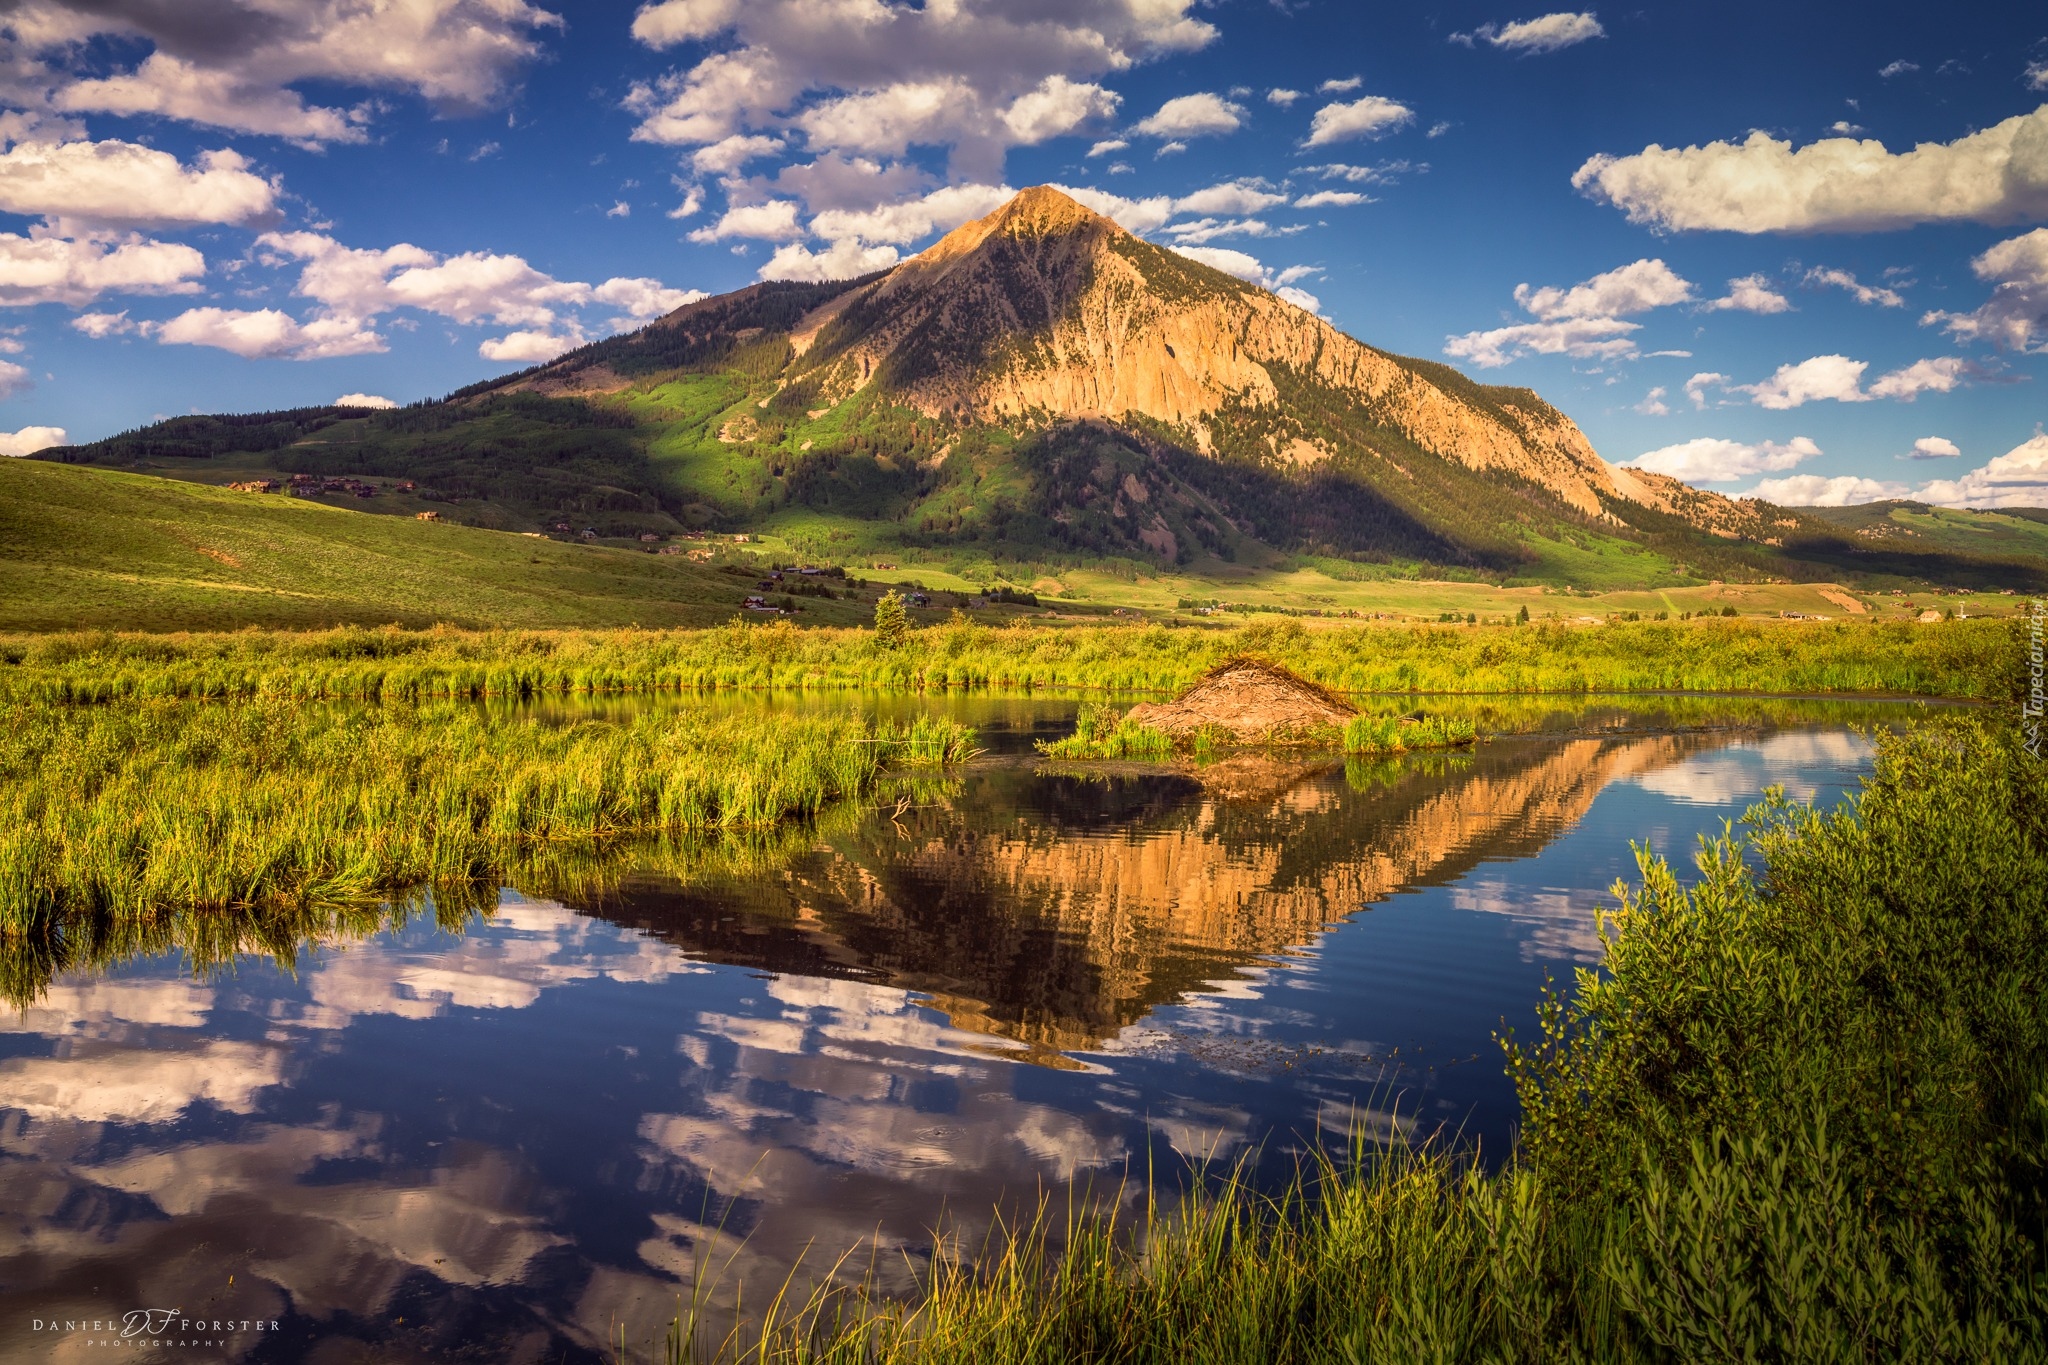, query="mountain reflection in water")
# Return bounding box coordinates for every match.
[0,713,1881,1363]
